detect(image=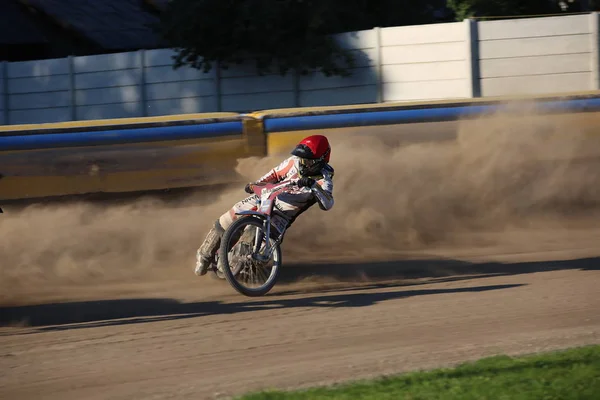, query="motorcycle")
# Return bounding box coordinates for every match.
[211,179,299,297]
